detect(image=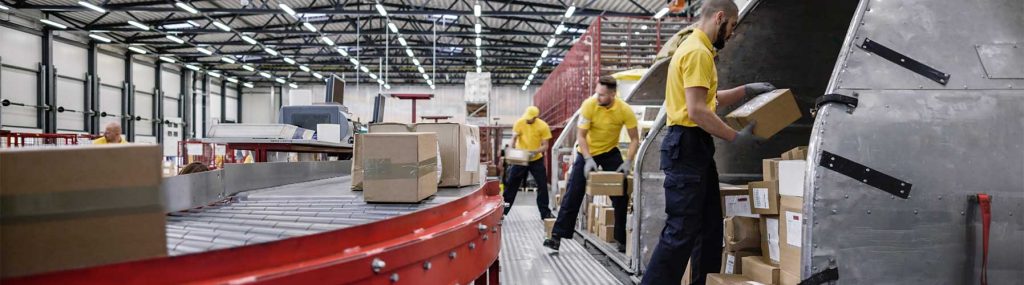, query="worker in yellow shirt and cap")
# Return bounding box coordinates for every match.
[92,122,127,144]
[543,75,639,252]
[502,106,554,219]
